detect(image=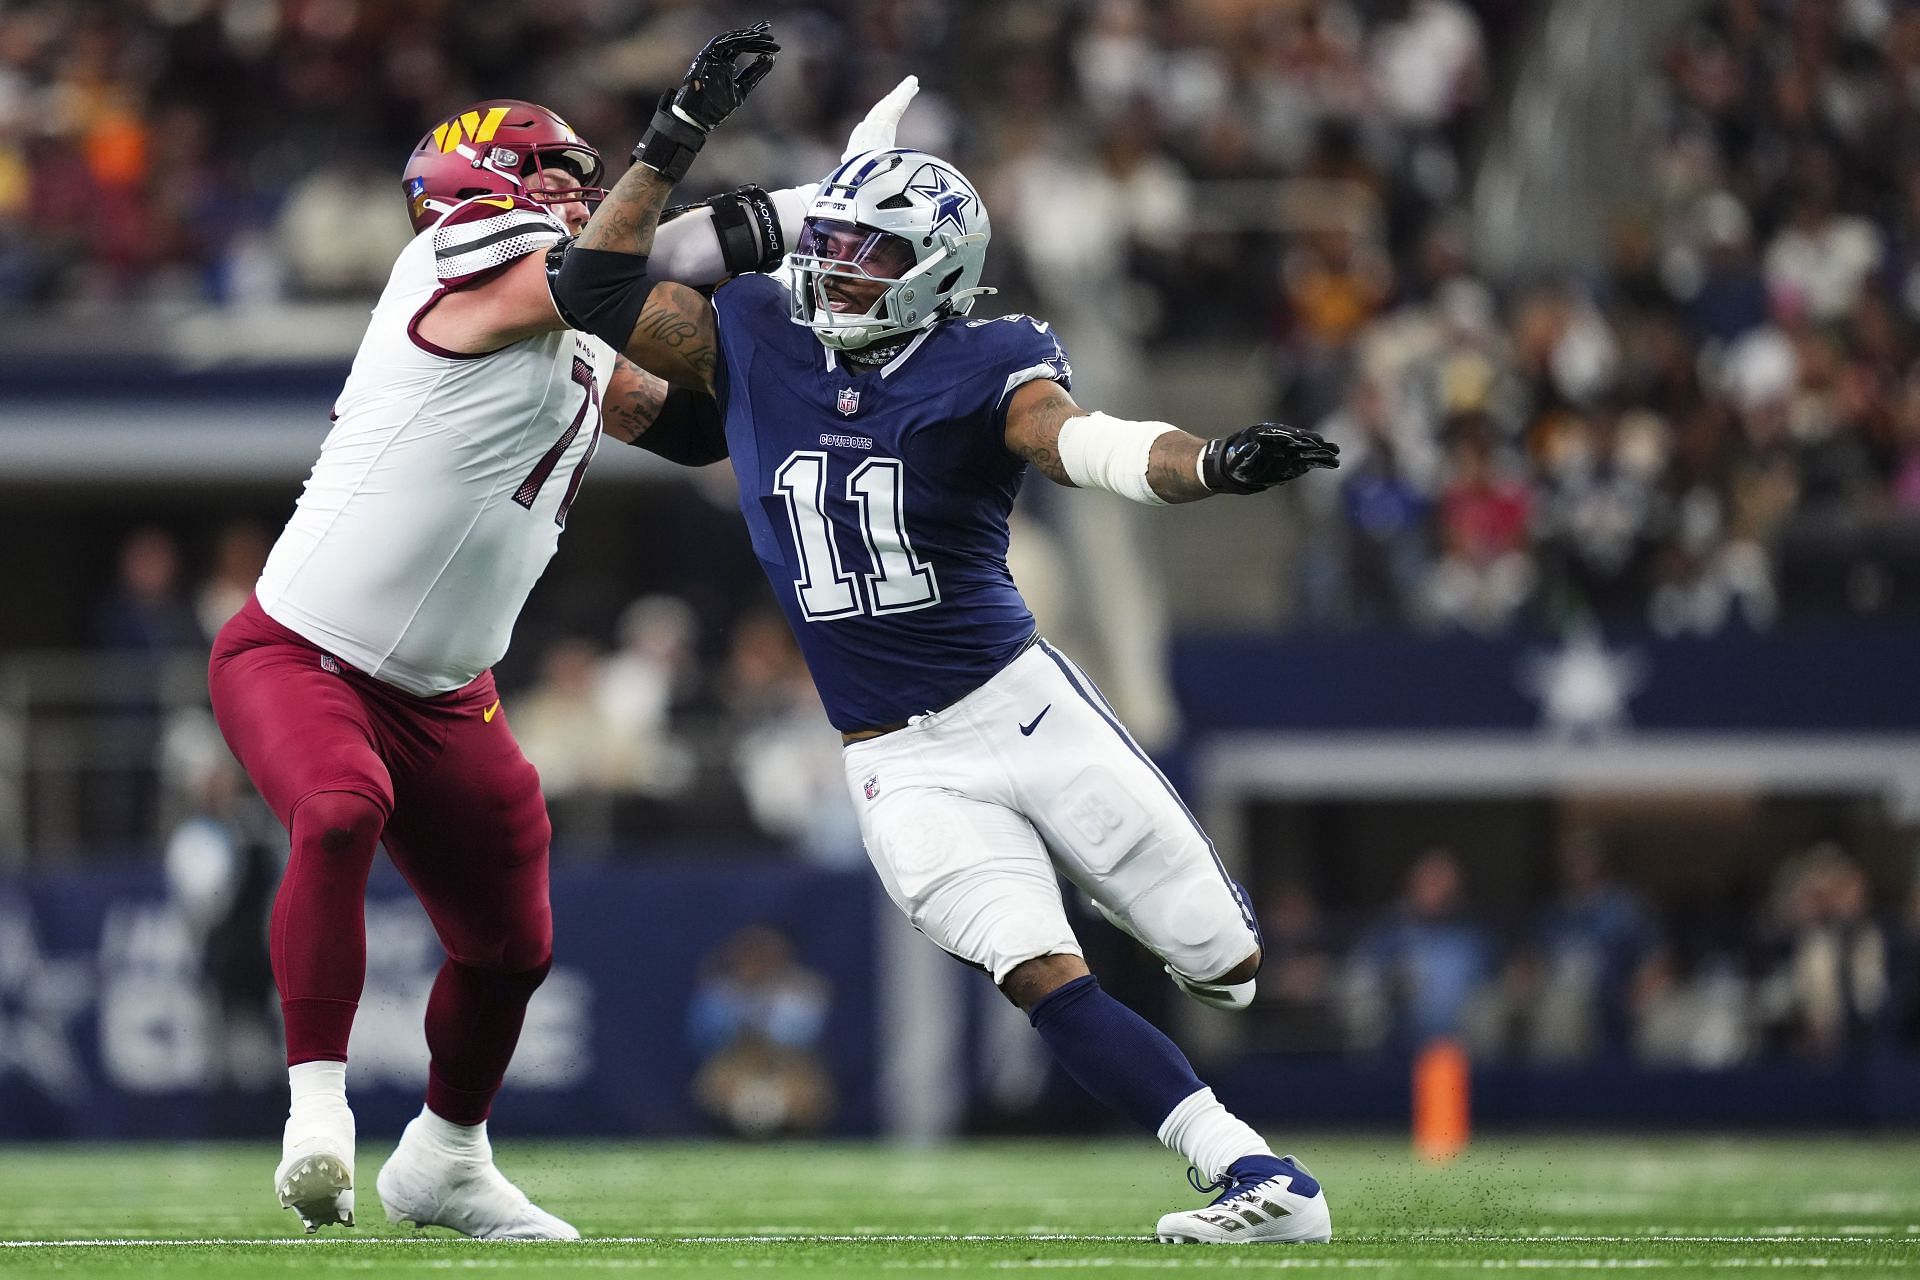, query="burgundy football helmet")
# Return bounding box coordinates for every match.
[401,99,606,233]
